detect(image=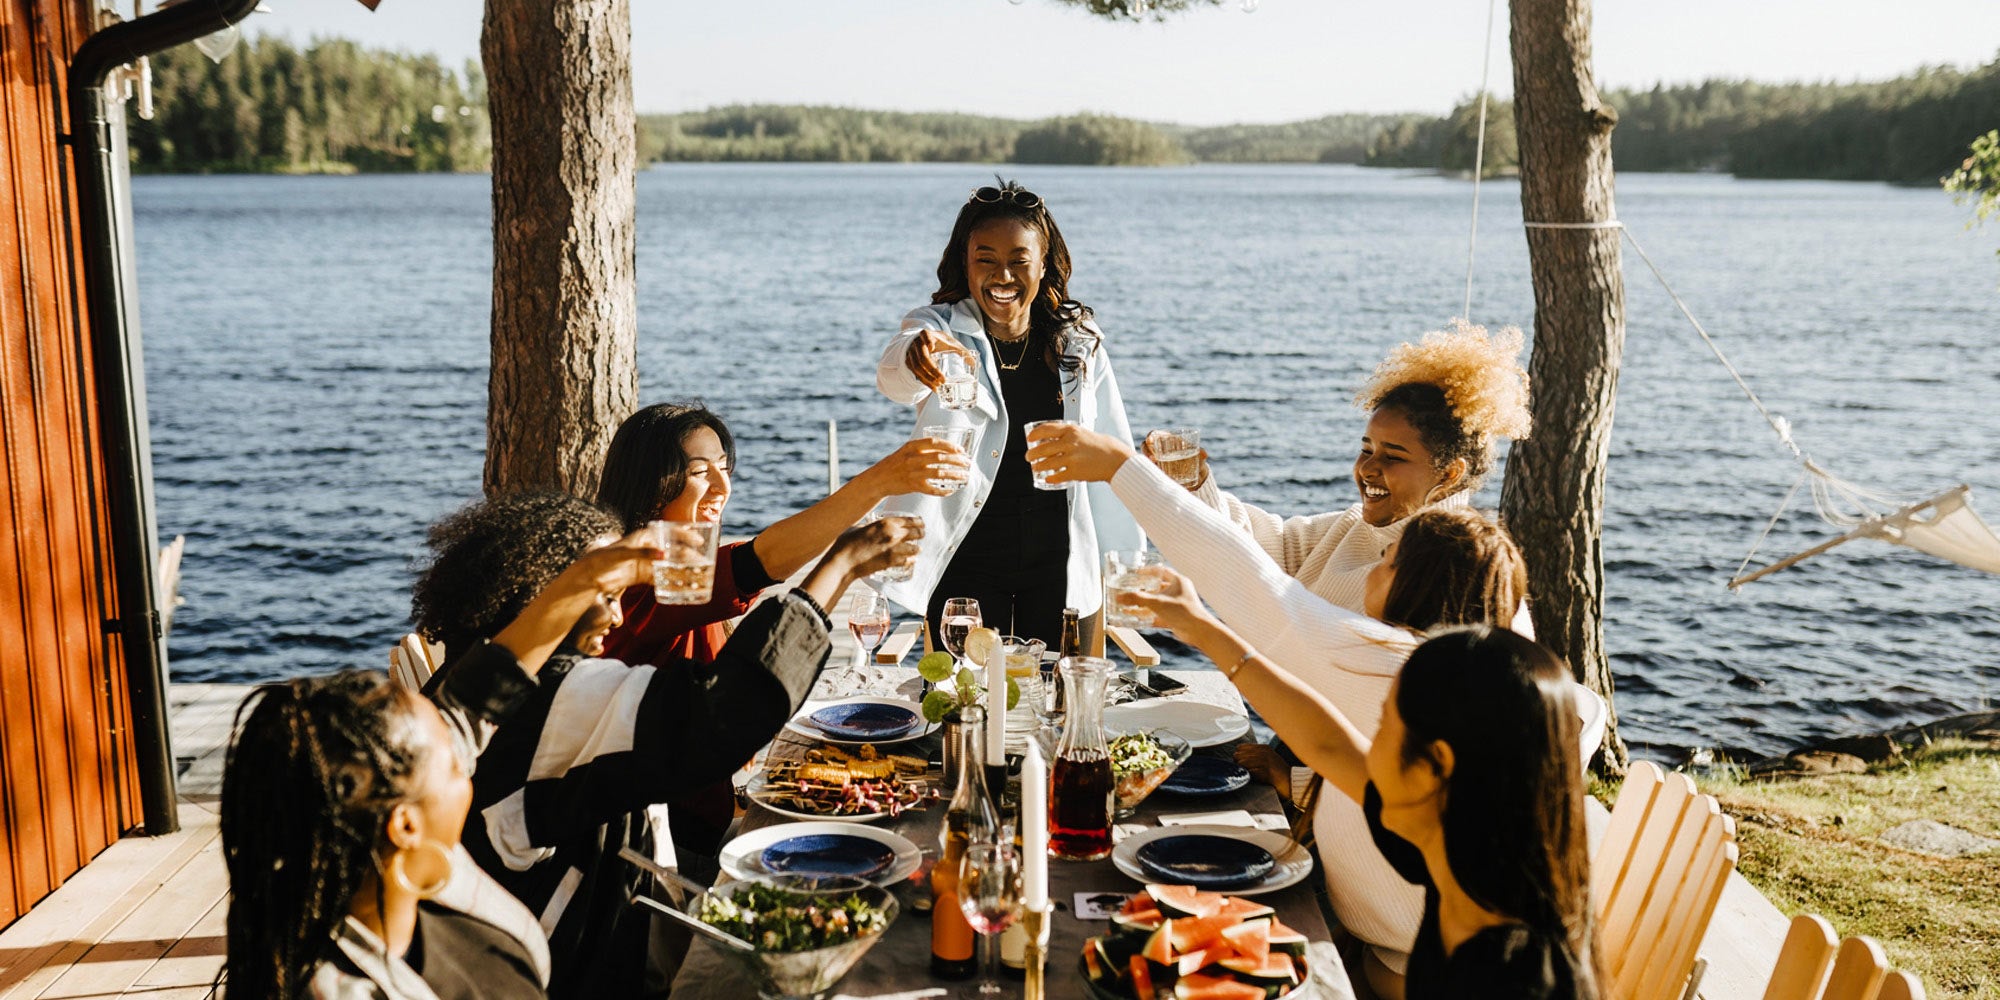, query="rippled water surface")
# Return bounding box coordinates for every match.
[137,164,2000,758]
